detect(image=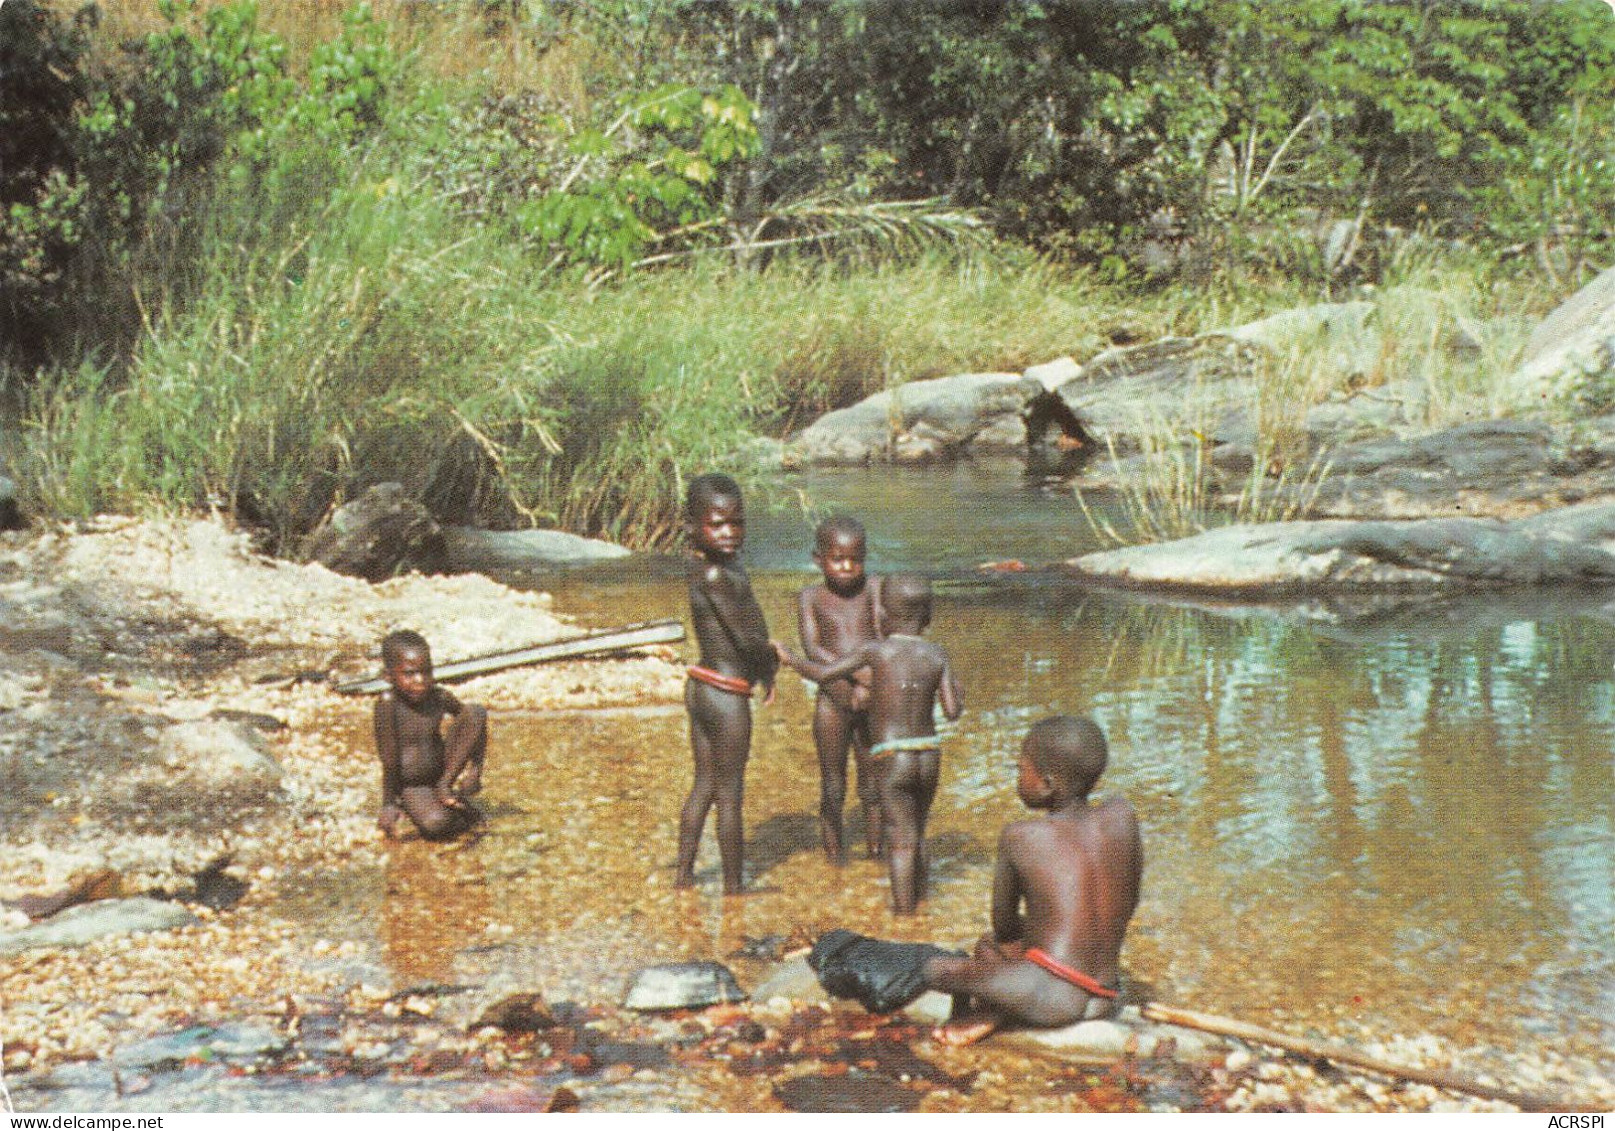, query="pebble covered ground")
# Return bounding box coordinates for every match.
[0,517,1605,1113]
